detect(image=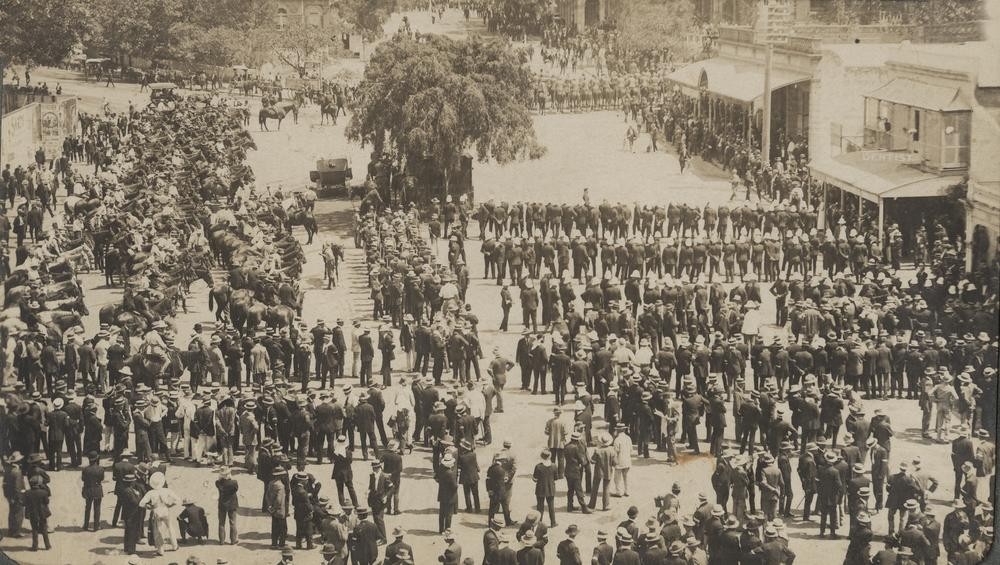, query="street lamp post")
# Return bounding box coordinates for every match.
[761,42,773,164]
[0,59,6,169]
